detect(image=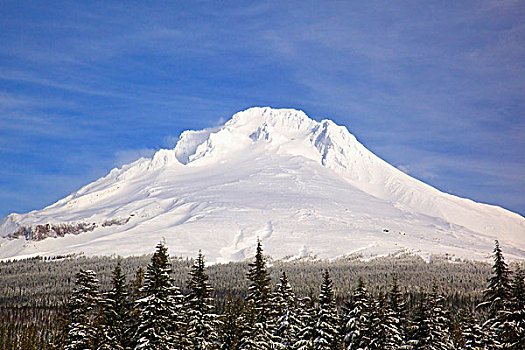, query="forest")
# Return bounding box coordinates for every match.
[0,240,523,349]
